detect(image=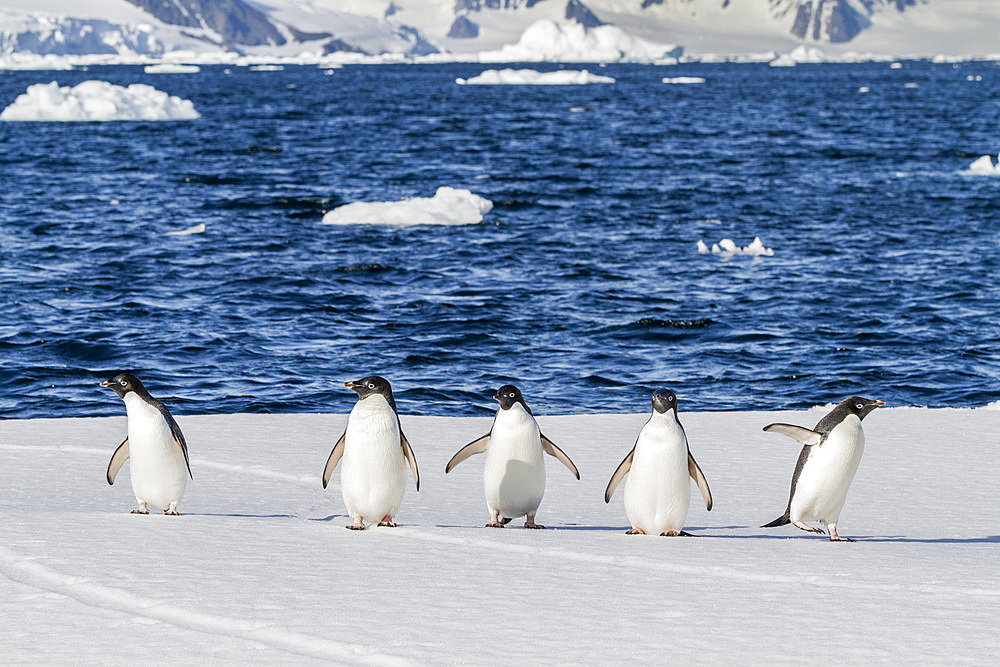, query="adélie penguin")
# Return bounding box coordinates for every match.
[761,396,885,542]
[604,389,712,536]
[445,385,579,529]
[102,373,192,515]
[322,376,420,530]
